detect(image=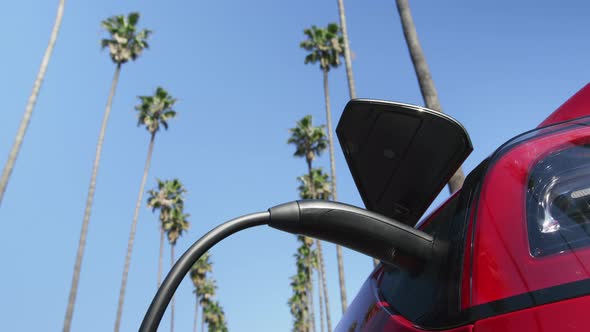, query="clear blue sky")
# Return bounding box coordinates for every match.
[1,1,590,331]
